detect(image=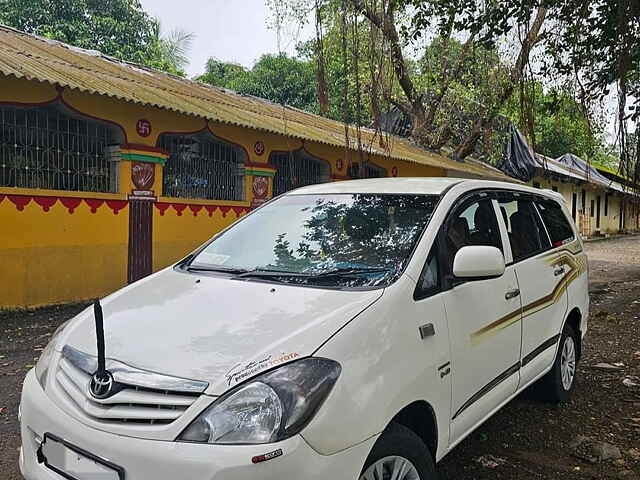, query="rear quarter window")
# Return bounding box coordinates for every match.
[536,199,575,247]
